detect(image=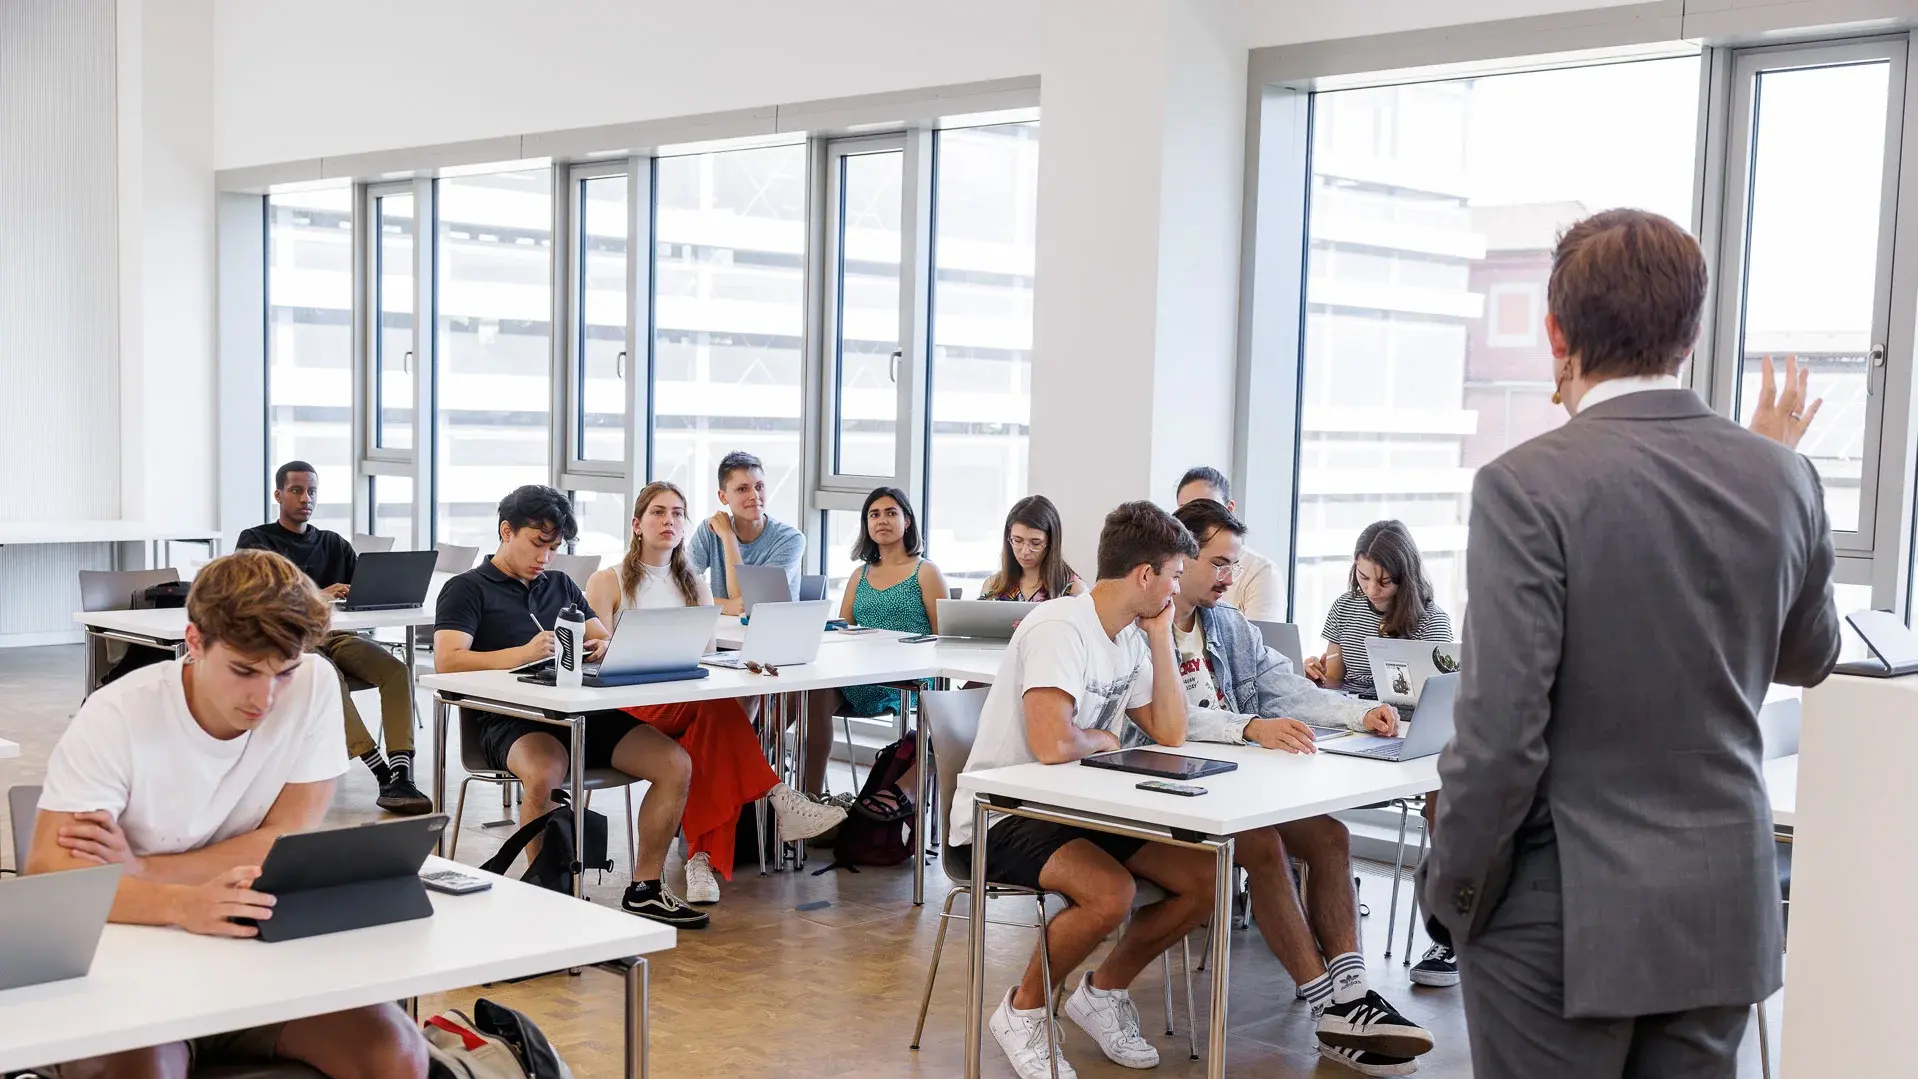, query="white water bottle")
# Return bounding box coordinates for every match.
[554,603,586,688]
